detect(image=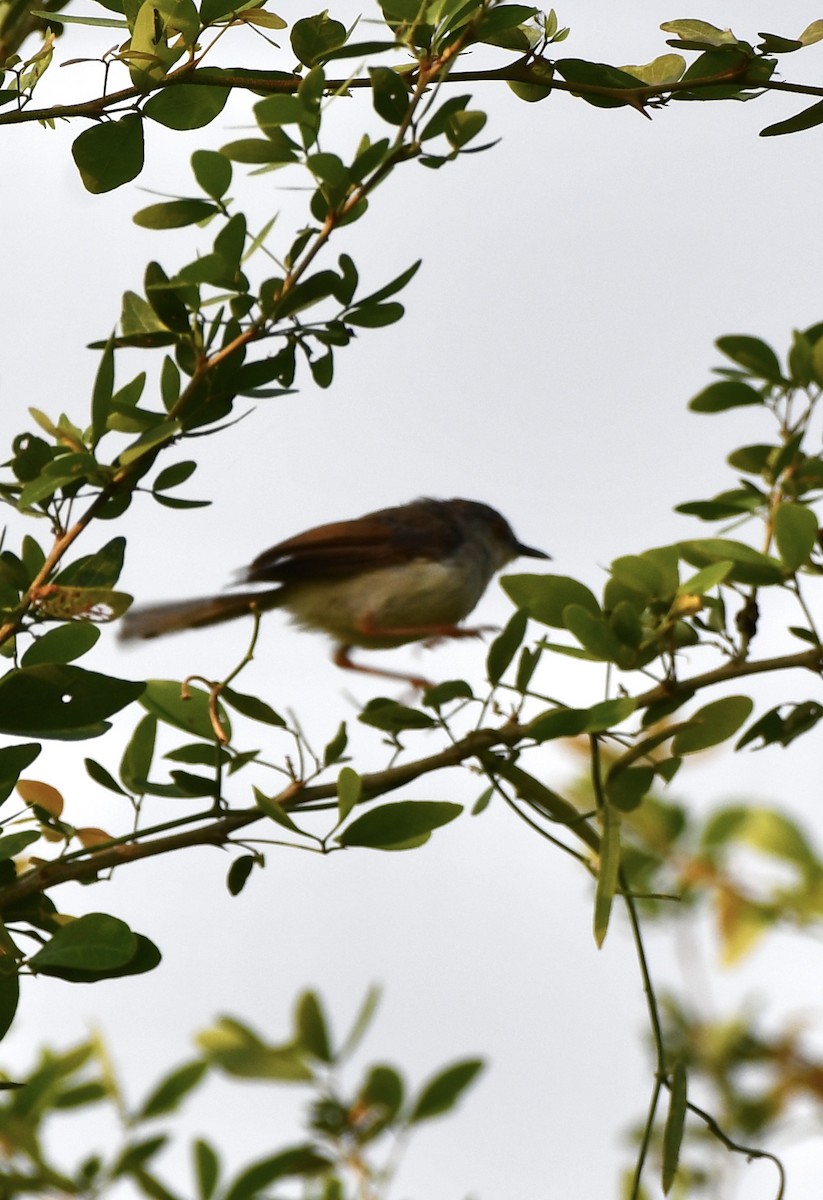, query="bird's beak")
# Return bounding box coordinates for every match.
[516,543,551,561]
